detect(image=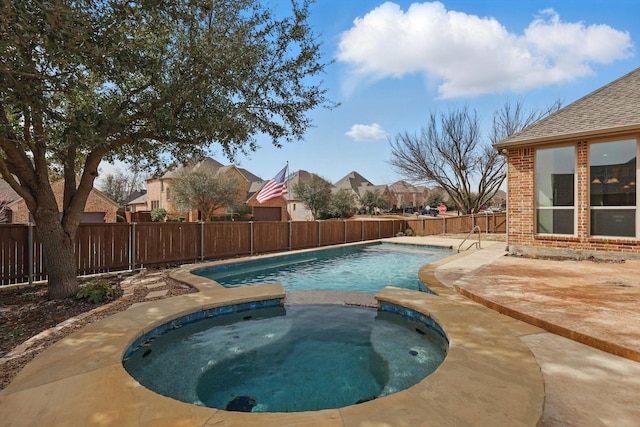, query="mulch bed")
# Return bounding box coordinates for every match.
[0,270,197,391]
